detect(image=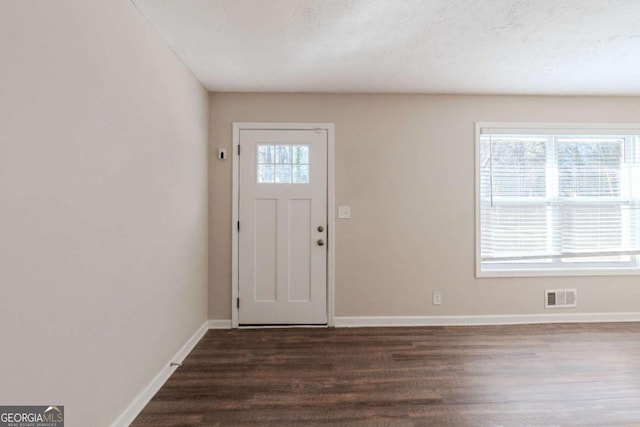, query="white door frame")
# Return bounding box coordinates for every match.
[231,122,335,328]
